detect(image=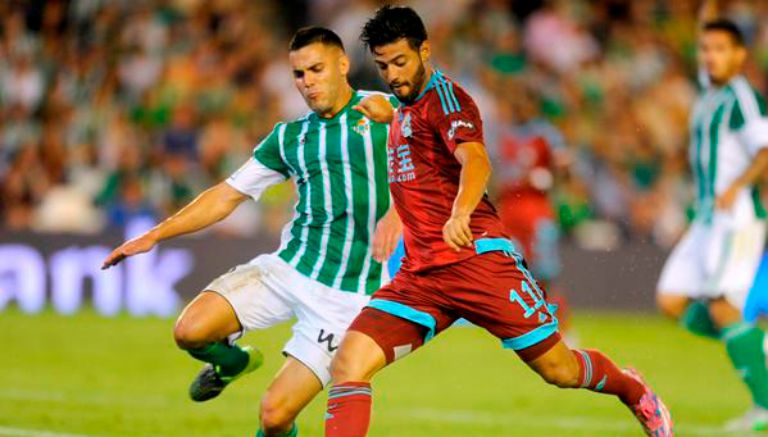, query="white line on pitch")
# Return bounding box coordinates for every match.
[0,426,106,437]
[398,407,748,436]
